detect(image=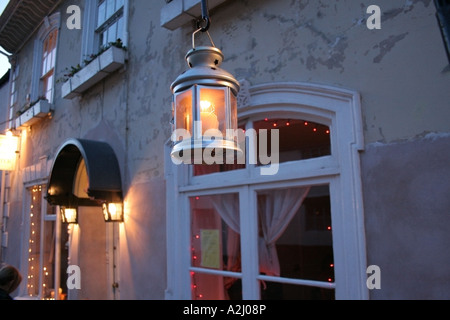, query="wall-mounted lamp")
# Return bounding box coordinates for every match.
[60,207,78,224]
[170,0,242,164]
[0,132,19,171]
[102,202,123,222]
